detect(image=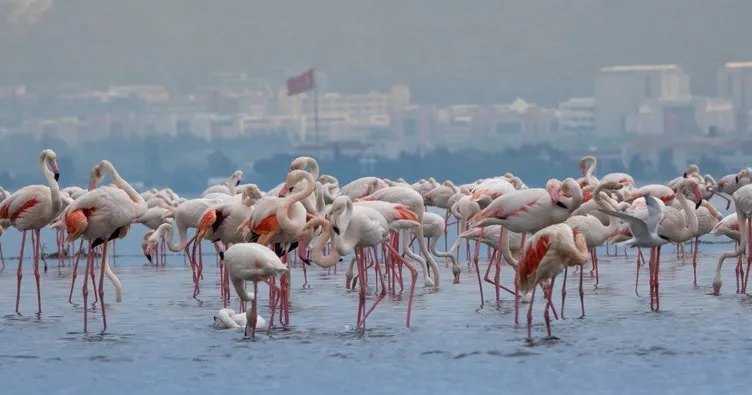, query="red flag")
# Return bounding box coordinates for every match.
[286,68,315,96]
